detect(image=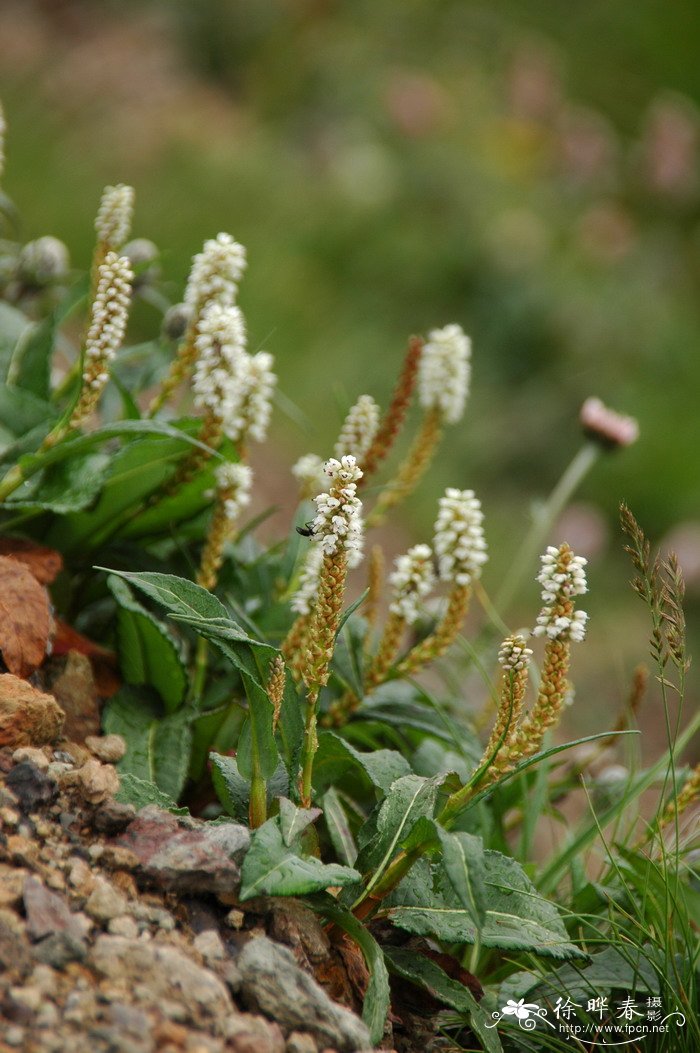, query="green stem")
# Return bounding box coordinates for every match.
[0,463,25,502]
[248,702,268,829]
[496,441,600,612]
[300,686,320,808]
[191,637,209,702]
